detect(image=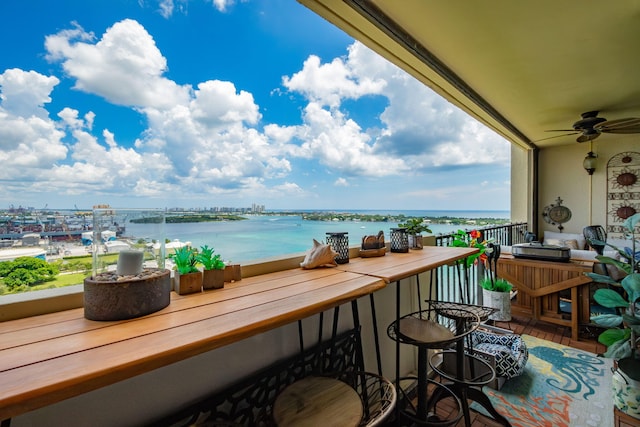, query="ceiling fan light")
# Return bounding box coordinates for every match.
[583,151,597,175]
